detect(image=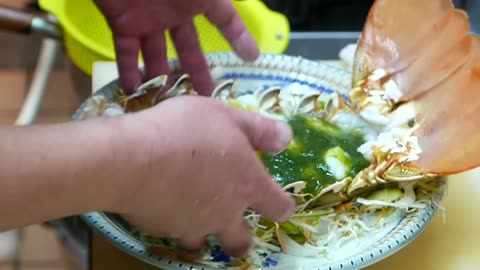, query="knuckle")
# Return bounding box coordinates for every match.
[237,162,271,203]
[223,15,245,38]
[249,113,274,147]
[237,166,263,199]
